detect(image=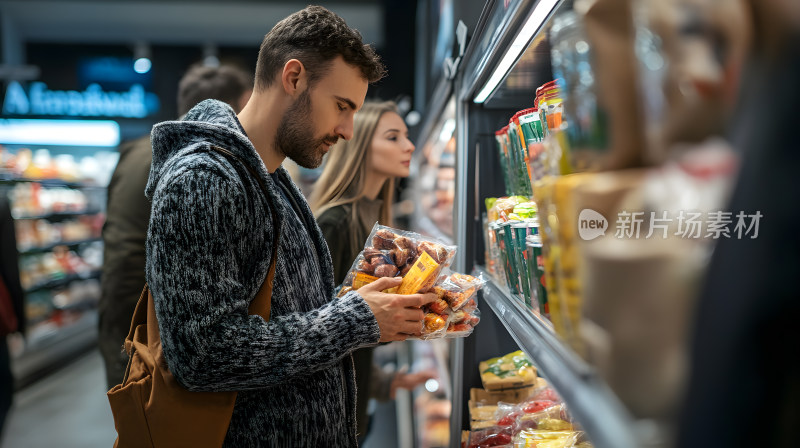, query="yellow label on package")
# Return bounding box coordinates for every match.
[353,272,398,293]
[397,251,441,295]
